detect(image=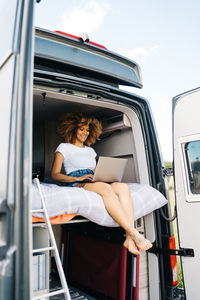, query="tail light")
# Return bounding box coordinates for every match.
[169,235,178,286]
[55,30,107,49]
